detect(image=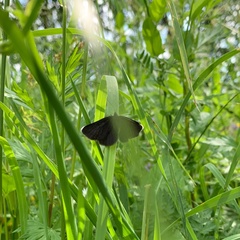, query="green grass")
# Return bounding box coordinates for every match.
[0,1,240,239]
